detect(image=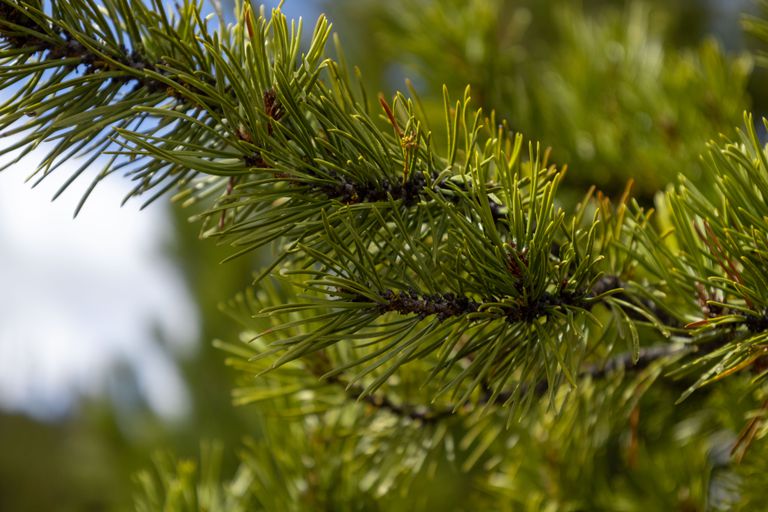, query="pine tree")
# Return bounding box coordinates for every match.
[2,0,768,509]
